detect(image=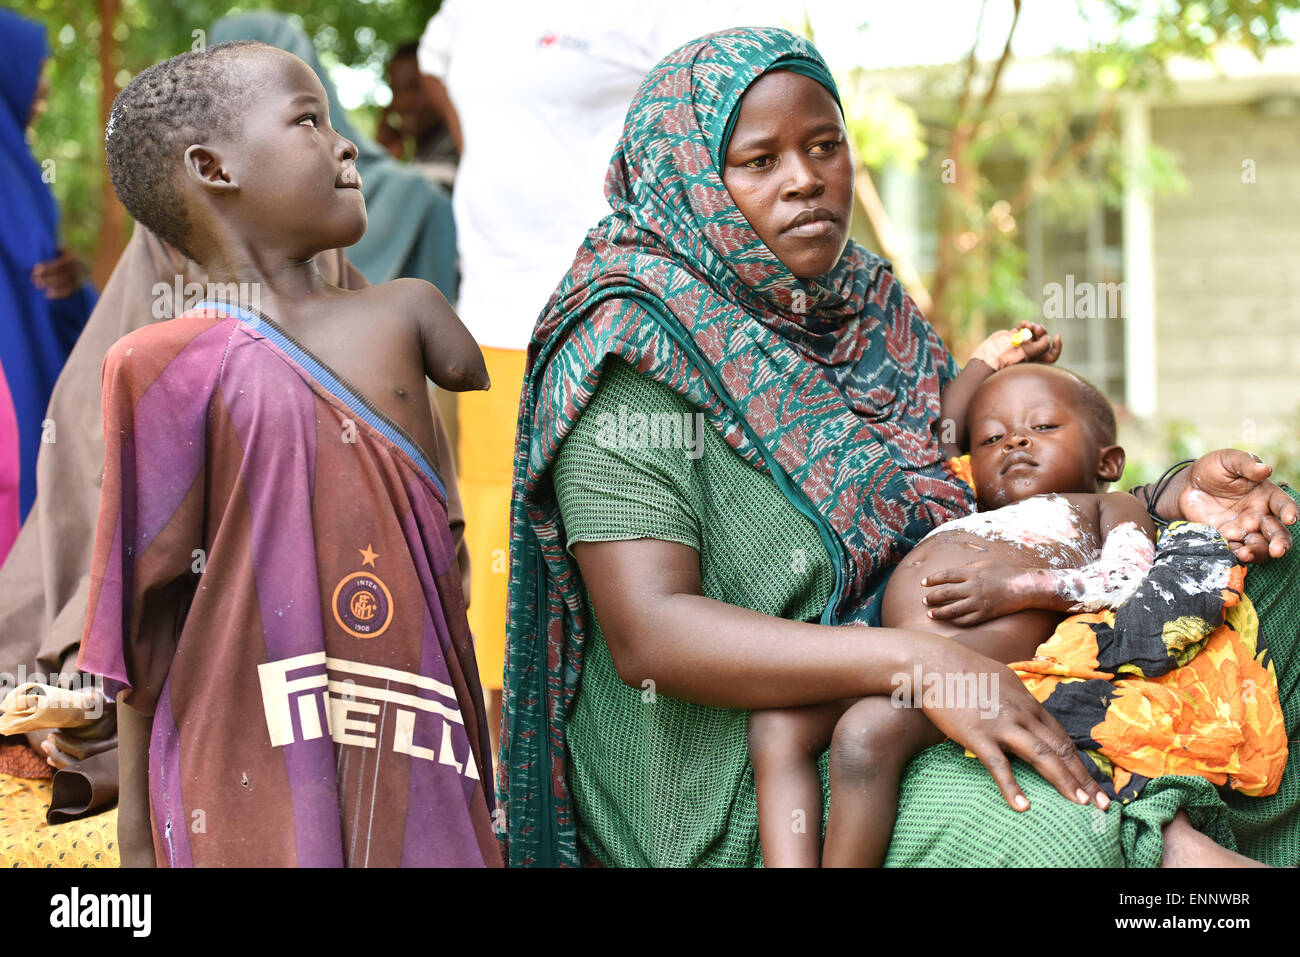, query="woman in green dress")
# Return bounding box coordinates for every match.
[498,26,1299,867]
